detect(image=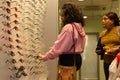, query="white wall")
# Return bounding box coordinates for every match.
[44,0,58,80]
